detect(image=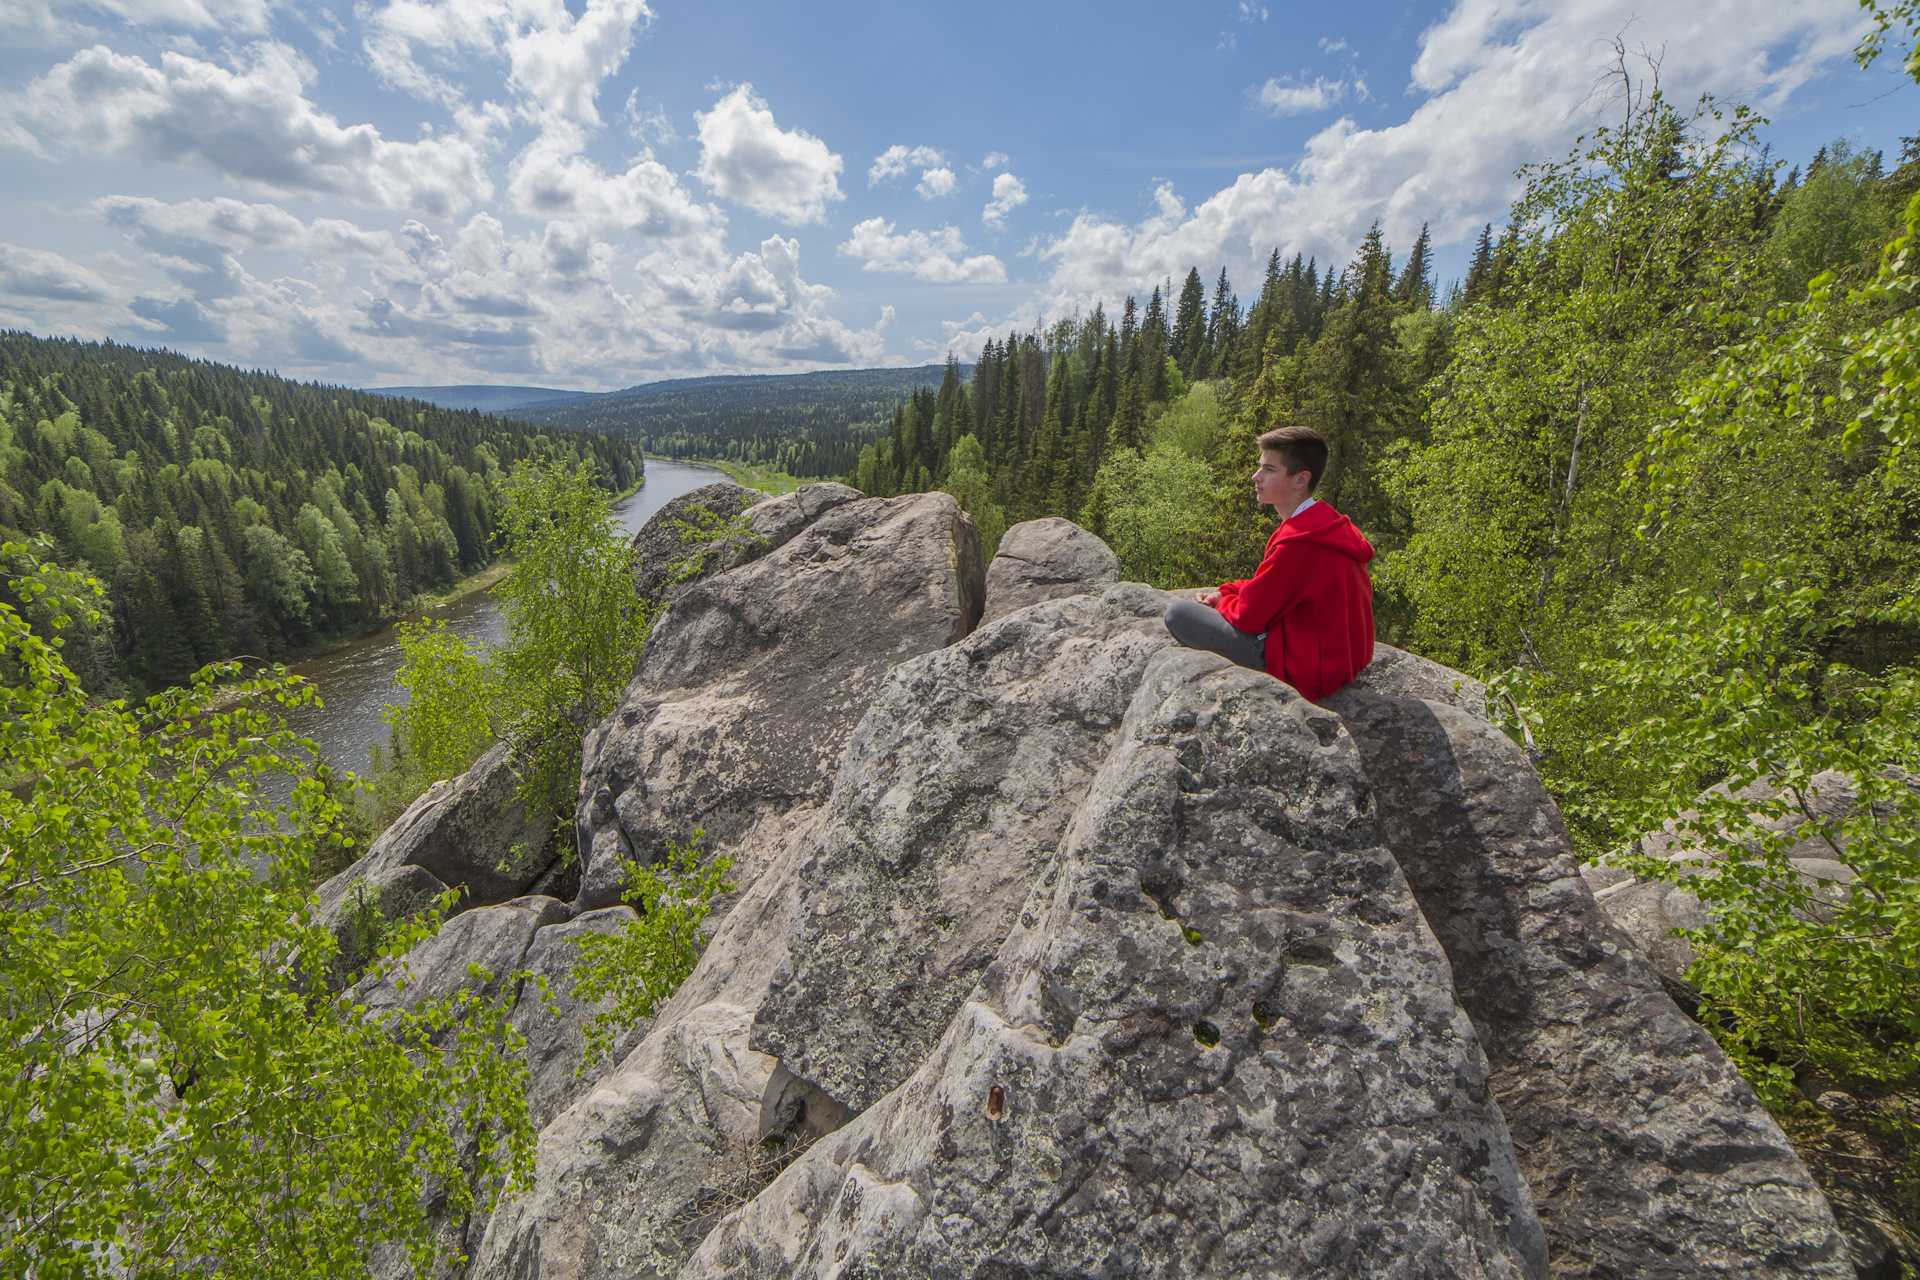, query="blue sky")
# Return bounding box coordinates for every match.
[1,0,1915,390]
